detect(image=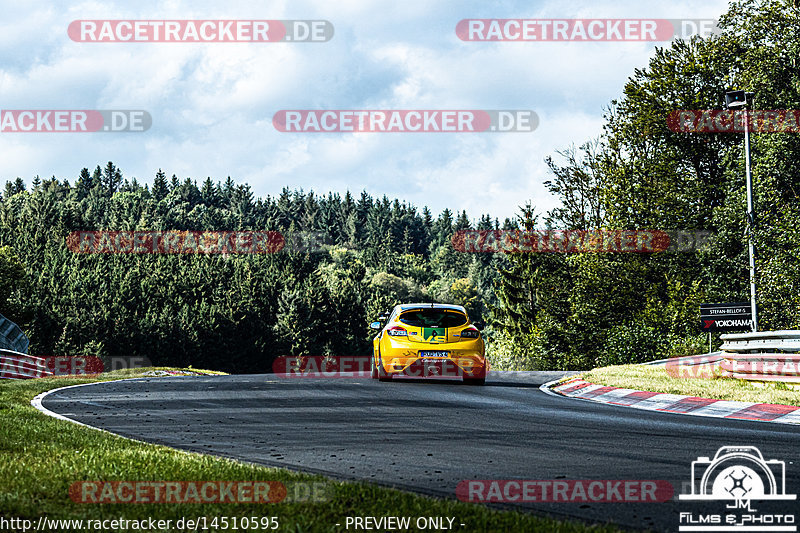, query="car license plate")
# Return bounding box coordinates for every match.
[419,351,449,358]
